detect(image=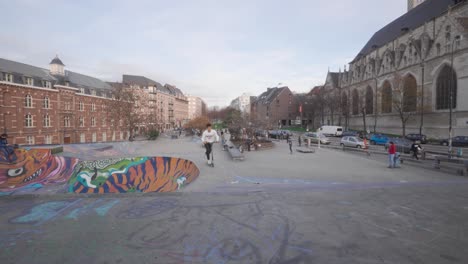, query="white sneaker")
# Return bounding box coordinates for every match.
[208,160,212,165]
